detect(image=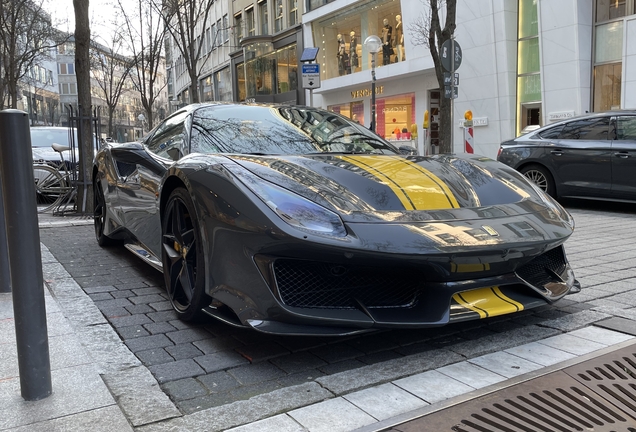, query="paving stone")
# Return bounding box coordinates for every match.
[109,313,154,328]
[318,359,366,375]
[228,361,287,385]
[125,304,155,314]
[224,414,306,432]
[437,361,506,389]
[276,370,326,388]
[195,350,250,373]
[449,325,561,358]
[166,343,204,360]
[540,309,612,332]
[193,337,245,354]
[198,371,241,393]
[229,380,283,401]
[288,397,375,432]
[343,383,428,421]
[166,328,212,345]
[89,292,114,301]
[393,369,474,404]
[178,392,237,414]
[394,341,435,356]
[136,348,175,366]
[235,342,291,363]
[270,351,327,374]
[309,342,365,364]
[357,349,404,365]
[345,333,399,354]
[147,310,179,322]
[144,321,178,335]
[82,285,117,294]
[150,301,174,312]
[162,378,208,401]
[117,325,151,340]
[149,358,206,383]
[125,334,173,352]
[130,294,168,305]
[504,341,576,366]
[133,287,165,296]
